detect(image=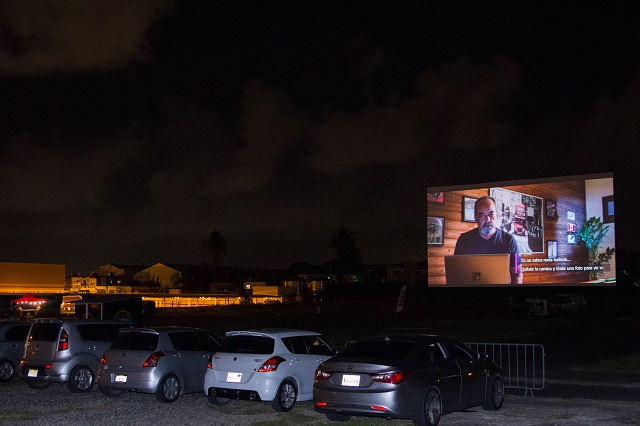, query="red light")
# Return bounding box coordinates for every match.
[207,355,213,369]
[101,352,107,365]
[371,405,387,411]
[143,351,165,367]
[45,364,52,370]
[315,369,332,380]
[258,356,285,372]
[315,401,328,407]
[371,371,411,384]
[58,330,69,351]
